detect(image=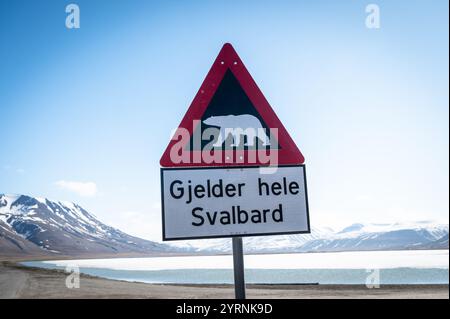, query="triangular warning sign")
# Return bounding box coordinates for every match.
[160,43,305,167]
